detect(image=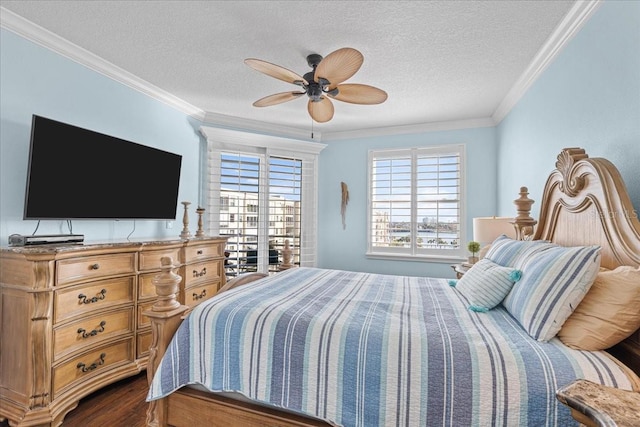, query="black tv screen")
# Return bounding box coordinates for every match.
[24,115,182,220]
